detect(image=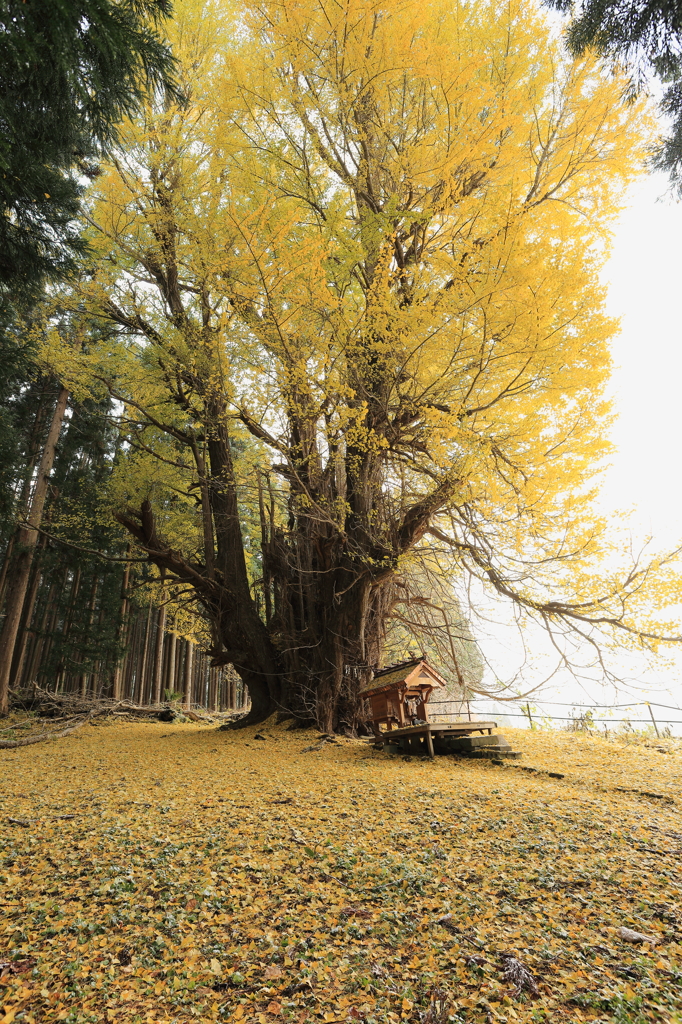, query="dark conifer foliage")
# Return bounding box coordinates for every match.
[0,0,177,296]
[547,0,682,187]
